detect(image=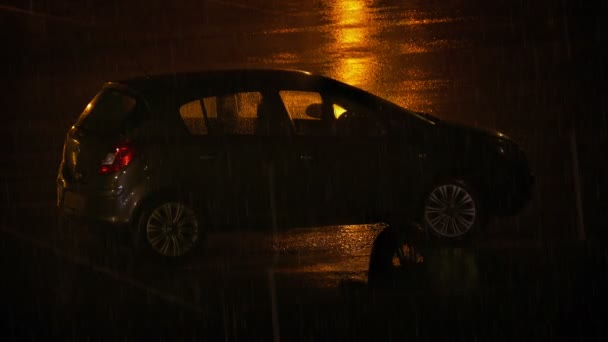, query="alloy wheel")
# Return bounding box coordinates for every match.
[145,202,199,257]
[424,184,477,238]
